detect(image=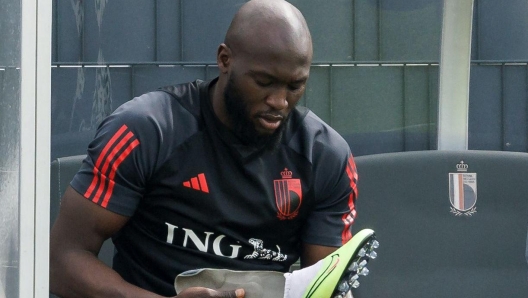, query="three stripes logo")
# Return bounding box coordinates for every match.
[84,124,140,208]
[182,173,209,193]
